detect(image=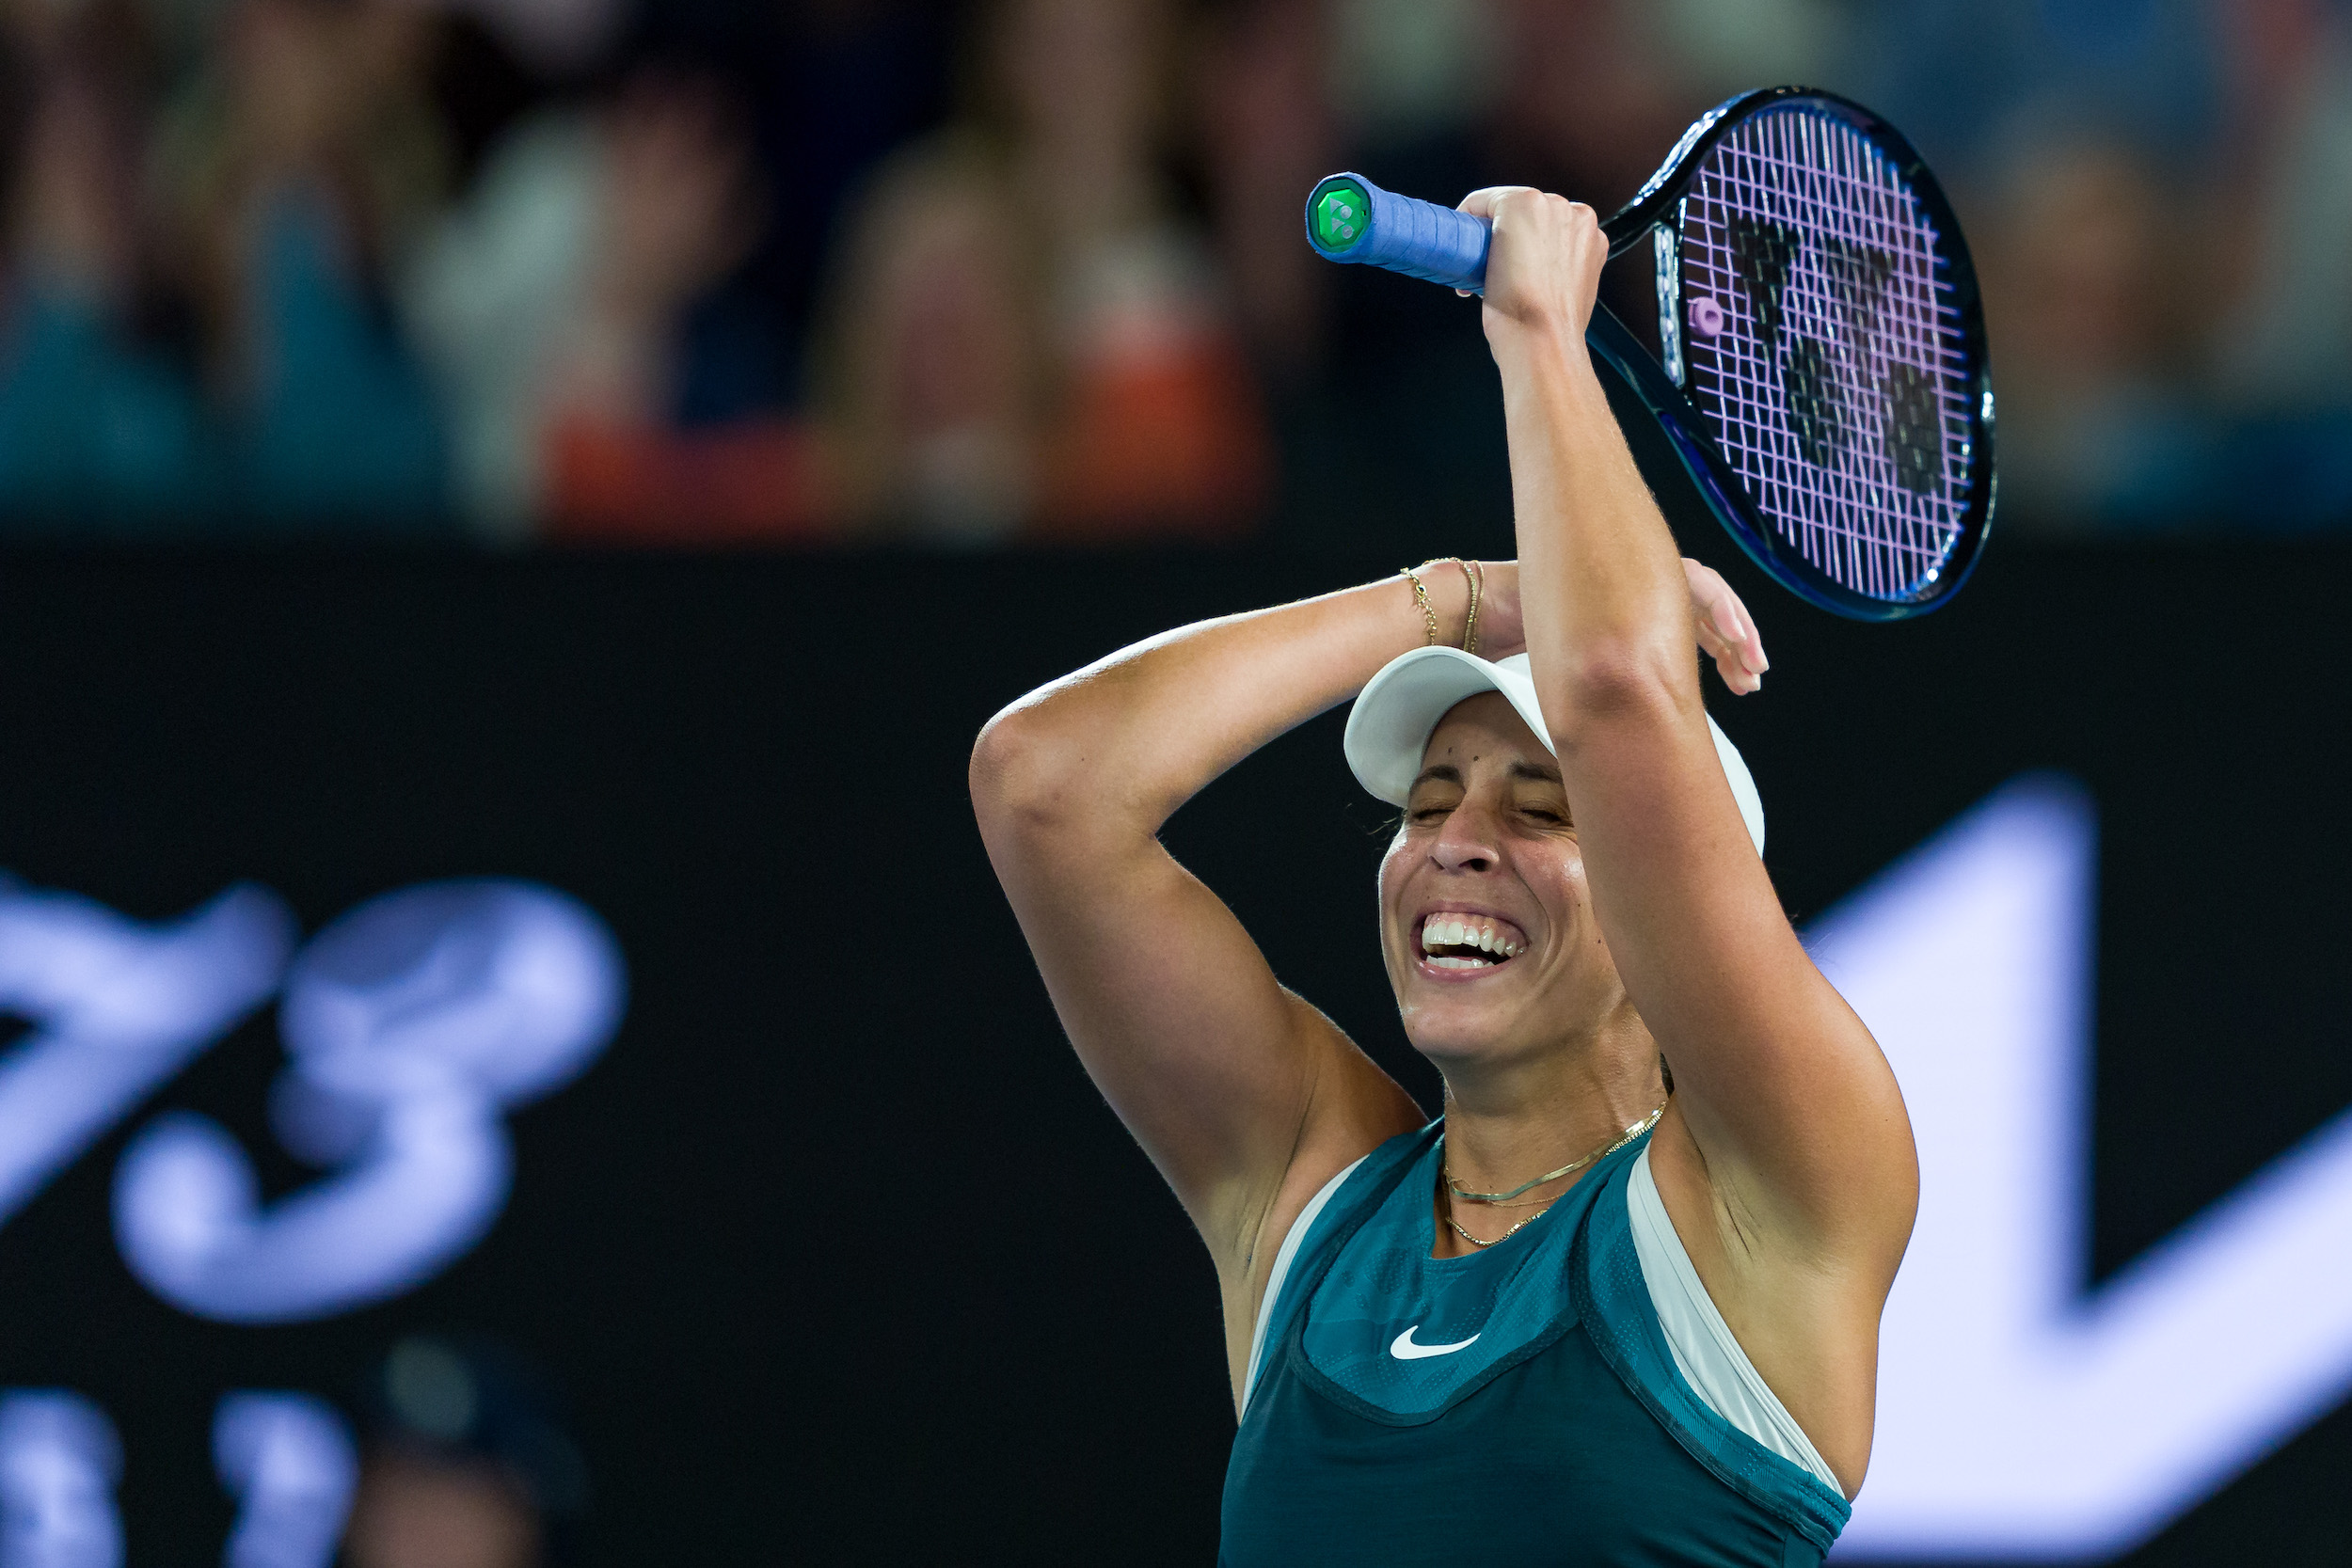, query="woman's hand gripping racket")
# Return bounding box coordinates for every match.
[1307,87,1994,621]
